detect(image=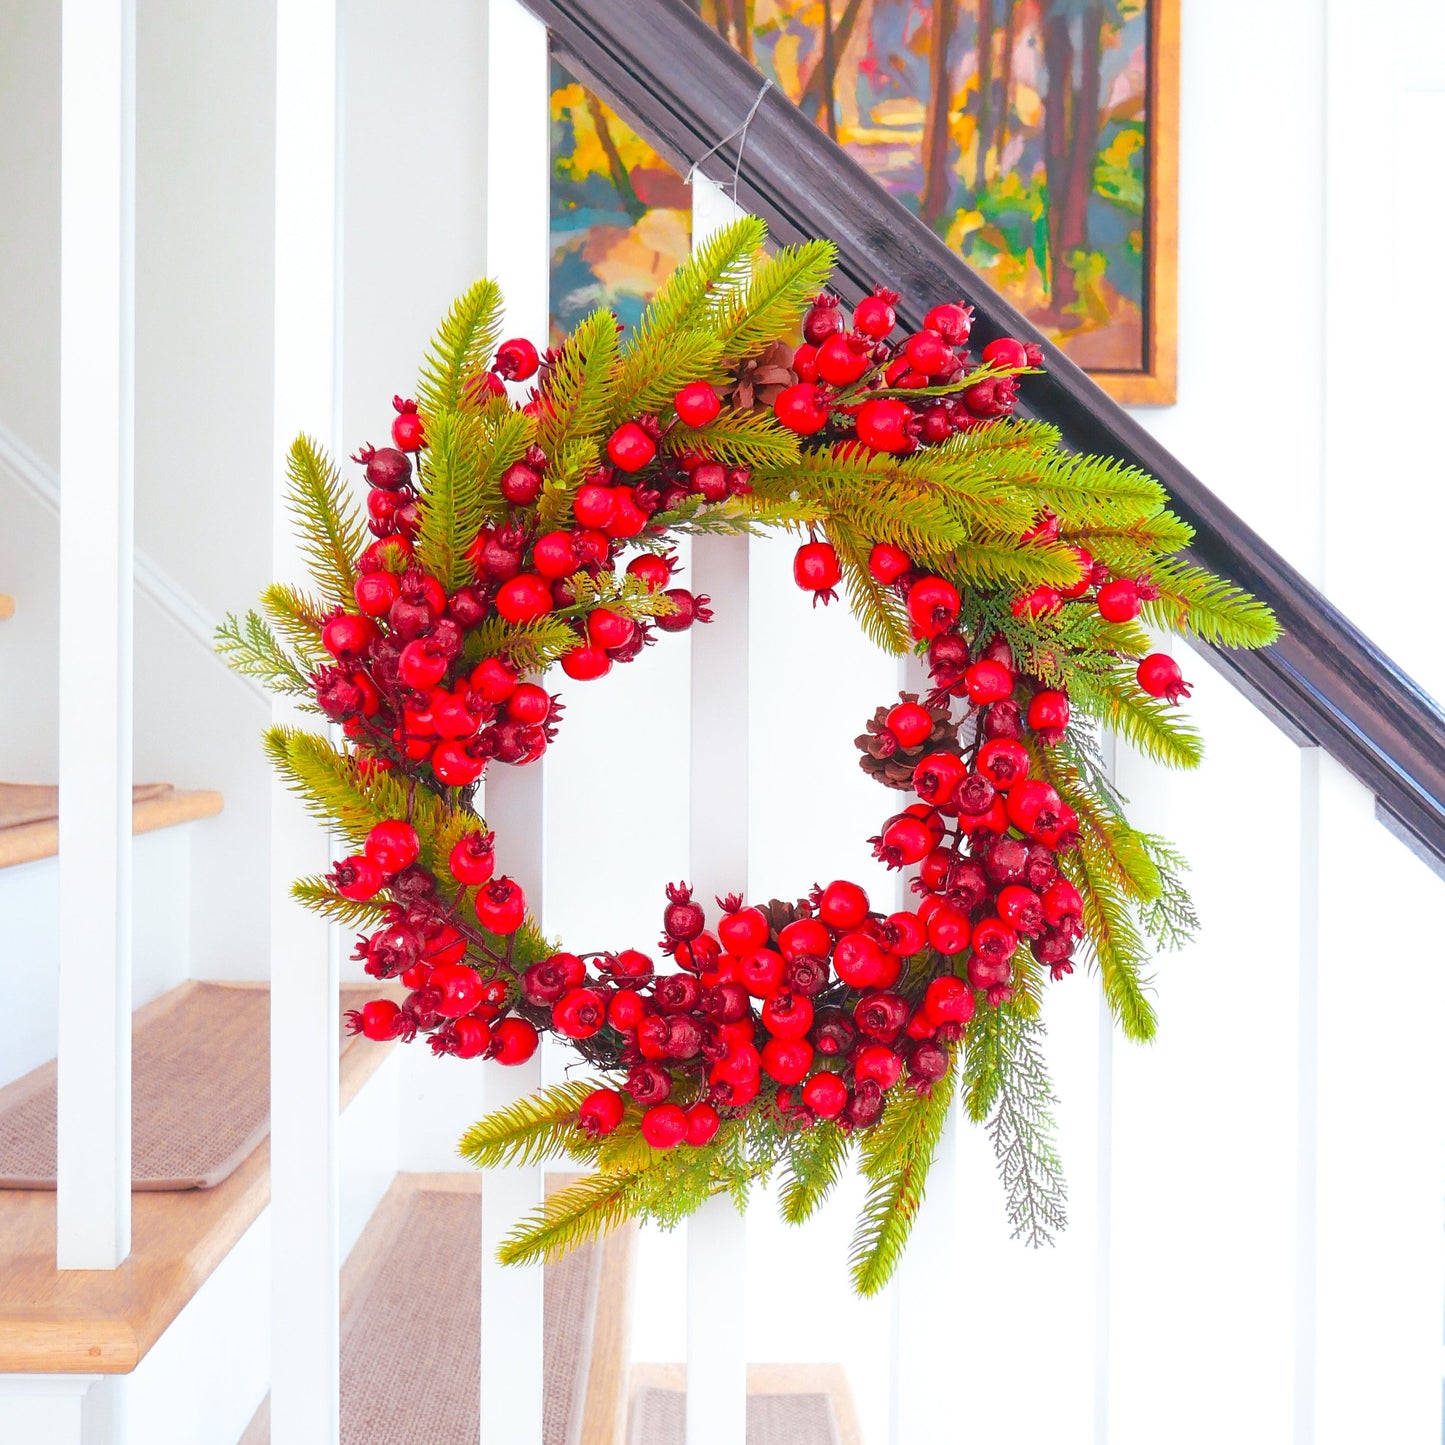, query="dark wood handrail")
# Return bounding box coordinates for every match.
[528,0,1445,867]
